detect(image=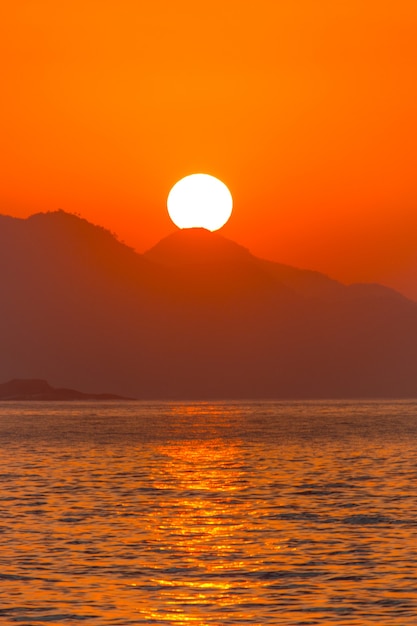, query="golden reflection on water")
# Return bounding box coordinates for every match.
[138,405,251,623]
[1,401,417,624]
